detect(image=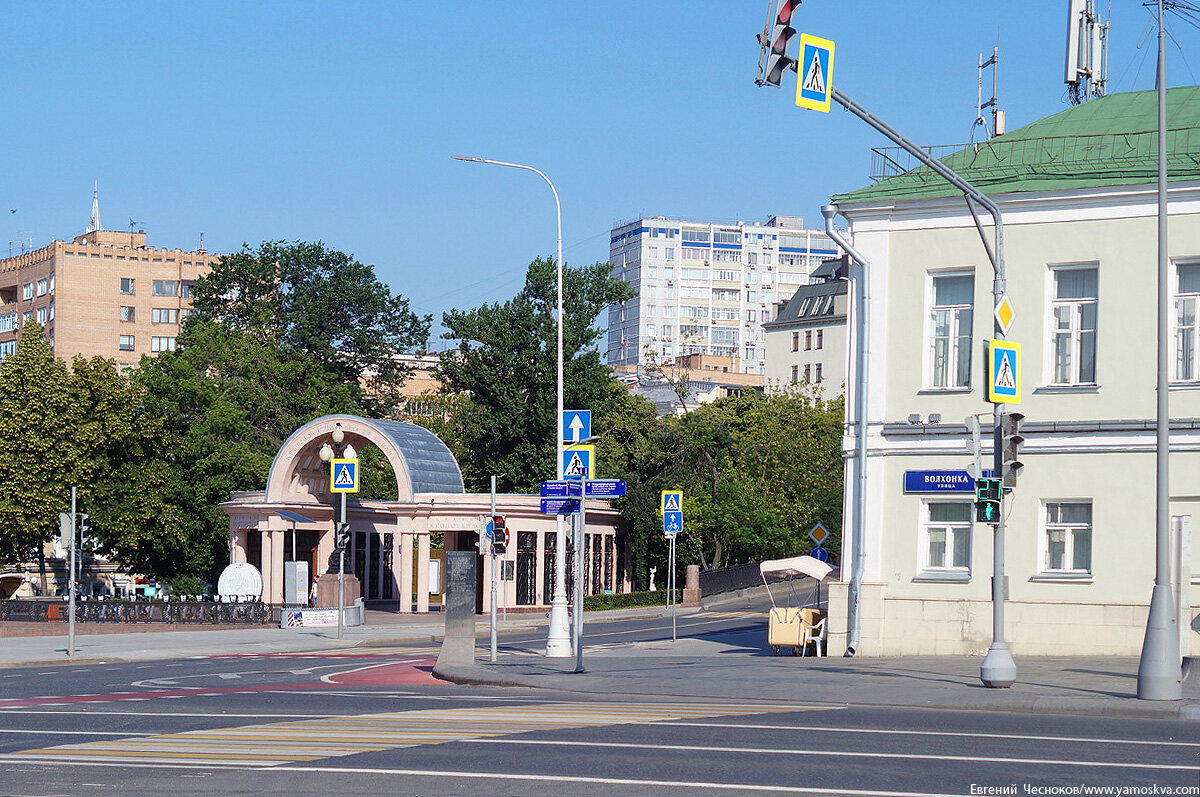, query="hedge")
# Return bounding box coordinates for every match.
[583,589,682,611]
